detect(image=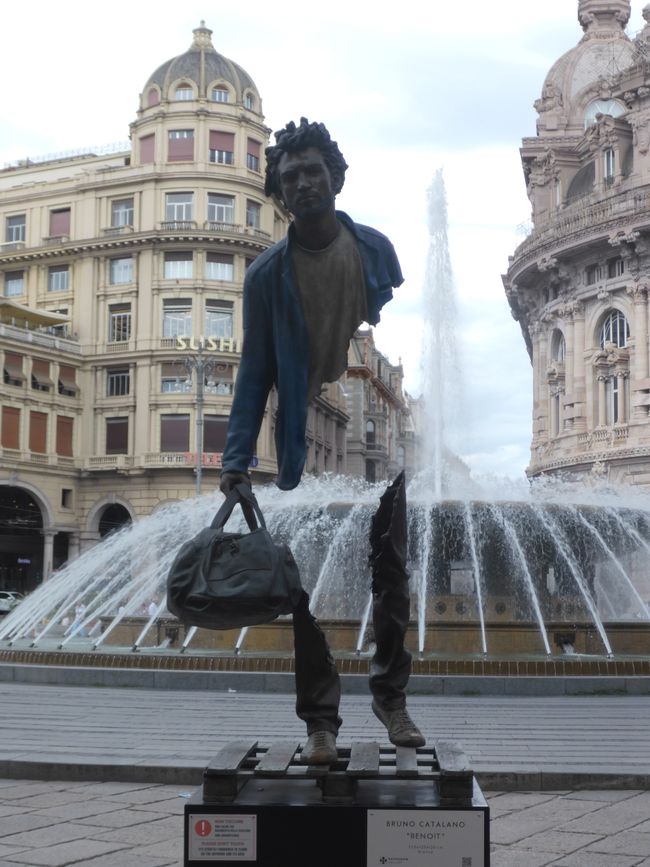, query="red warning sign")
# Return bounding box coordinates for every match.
[195,819,213,837]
